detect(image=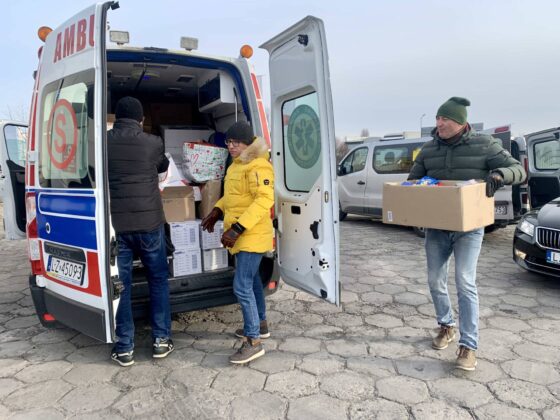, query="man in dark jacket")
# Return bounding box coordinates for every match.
[107,96,172,366]
[408,97,525,371]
